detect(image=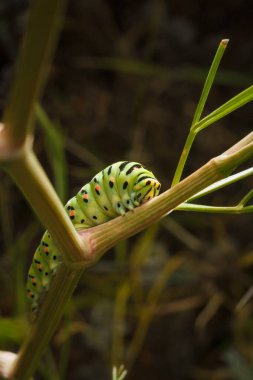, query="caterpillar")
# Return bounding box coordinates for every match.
[26,161,161,312]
